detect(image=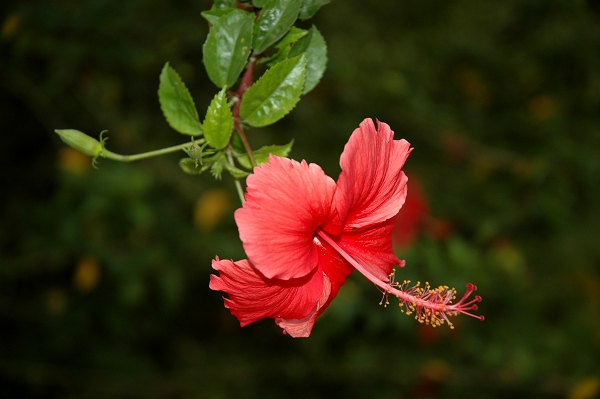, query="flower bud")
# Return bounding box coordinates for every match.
[55,129,103,157]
